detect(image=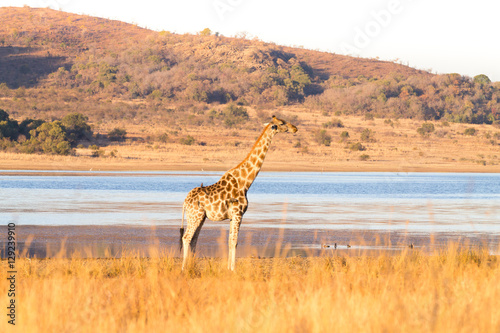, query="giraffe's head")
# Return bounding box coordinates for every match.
[270,115,298,133]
